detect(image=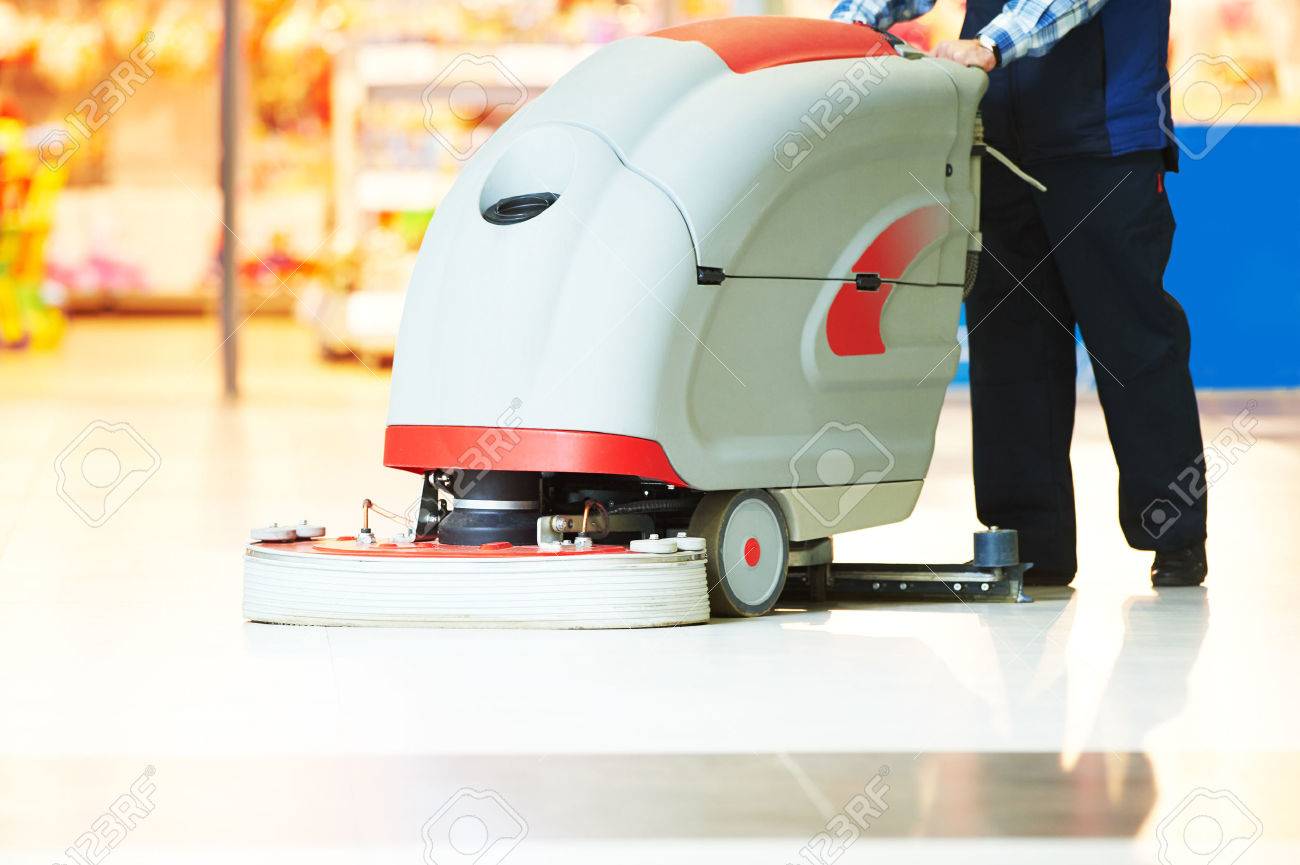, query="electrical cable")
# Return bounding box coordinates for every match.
[362,498,414,528]
[983,144,1048,192]
[721,273,967,289]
